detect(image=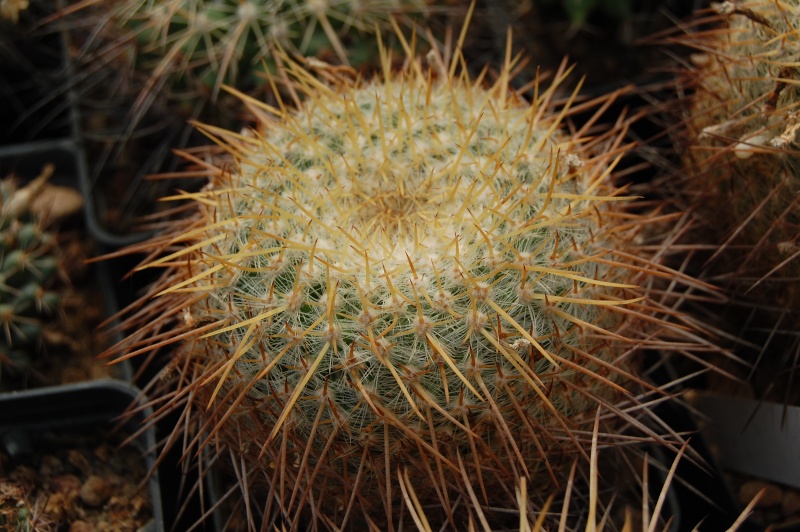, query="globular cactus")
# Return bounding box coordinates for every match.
[672,0,800,394]
[0,171,60,388]
[114,26,711,530]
